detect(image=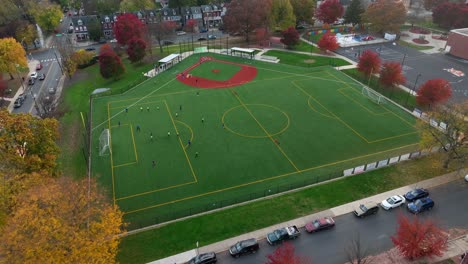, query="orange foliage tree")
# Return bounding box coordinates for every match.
[0,176,124,263]
[416,79,452,108]
[391,215,448,260]
[318,32,339,52]
[357,50,381,78]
